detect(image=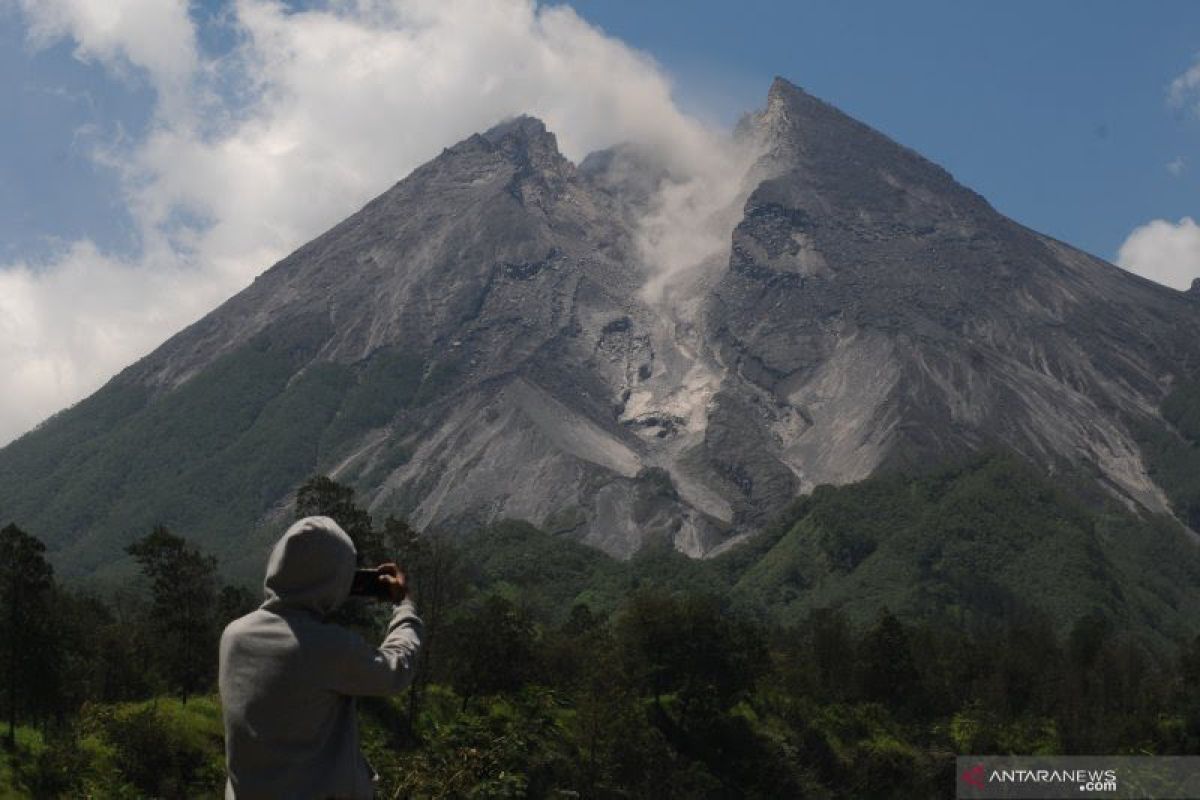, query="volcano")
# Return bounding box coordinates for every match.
[4,78,1199,580]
